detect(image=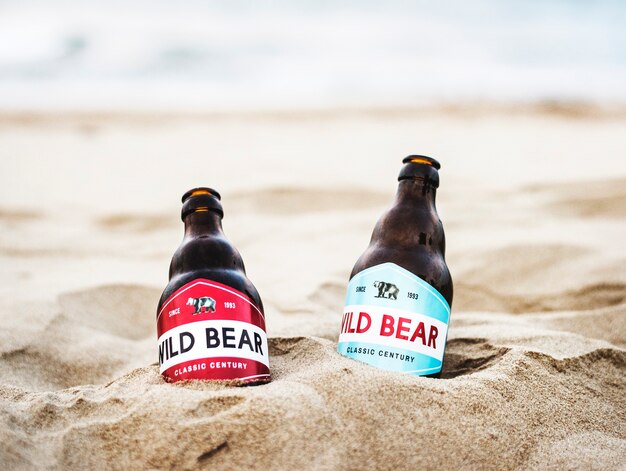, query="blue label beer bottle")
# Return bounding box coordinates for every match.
[338,156,453,378]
